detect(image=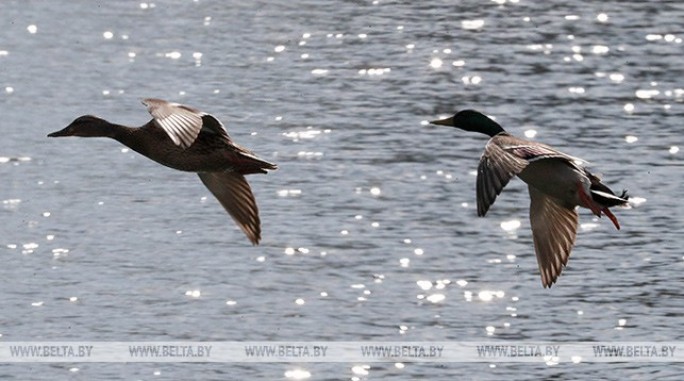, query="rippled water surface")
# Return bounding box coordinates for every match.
[2,0,683,379]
